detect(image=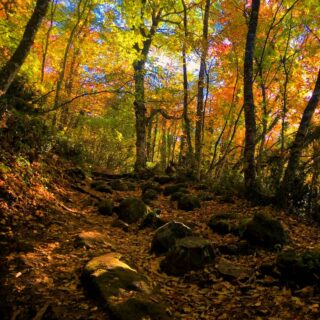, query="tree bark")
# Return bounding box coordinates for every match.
[0,0,50,97]
[181,0,193,162]
[243,0,260,196]
[133,7,162,172]
[194,0,210,180]
[280,69,320,204]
